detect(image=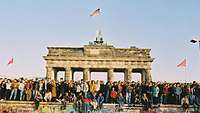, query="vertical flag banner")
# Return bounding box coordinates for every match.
[177,59,186,68]
[90,8,101,17]
[7,57,14,65]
